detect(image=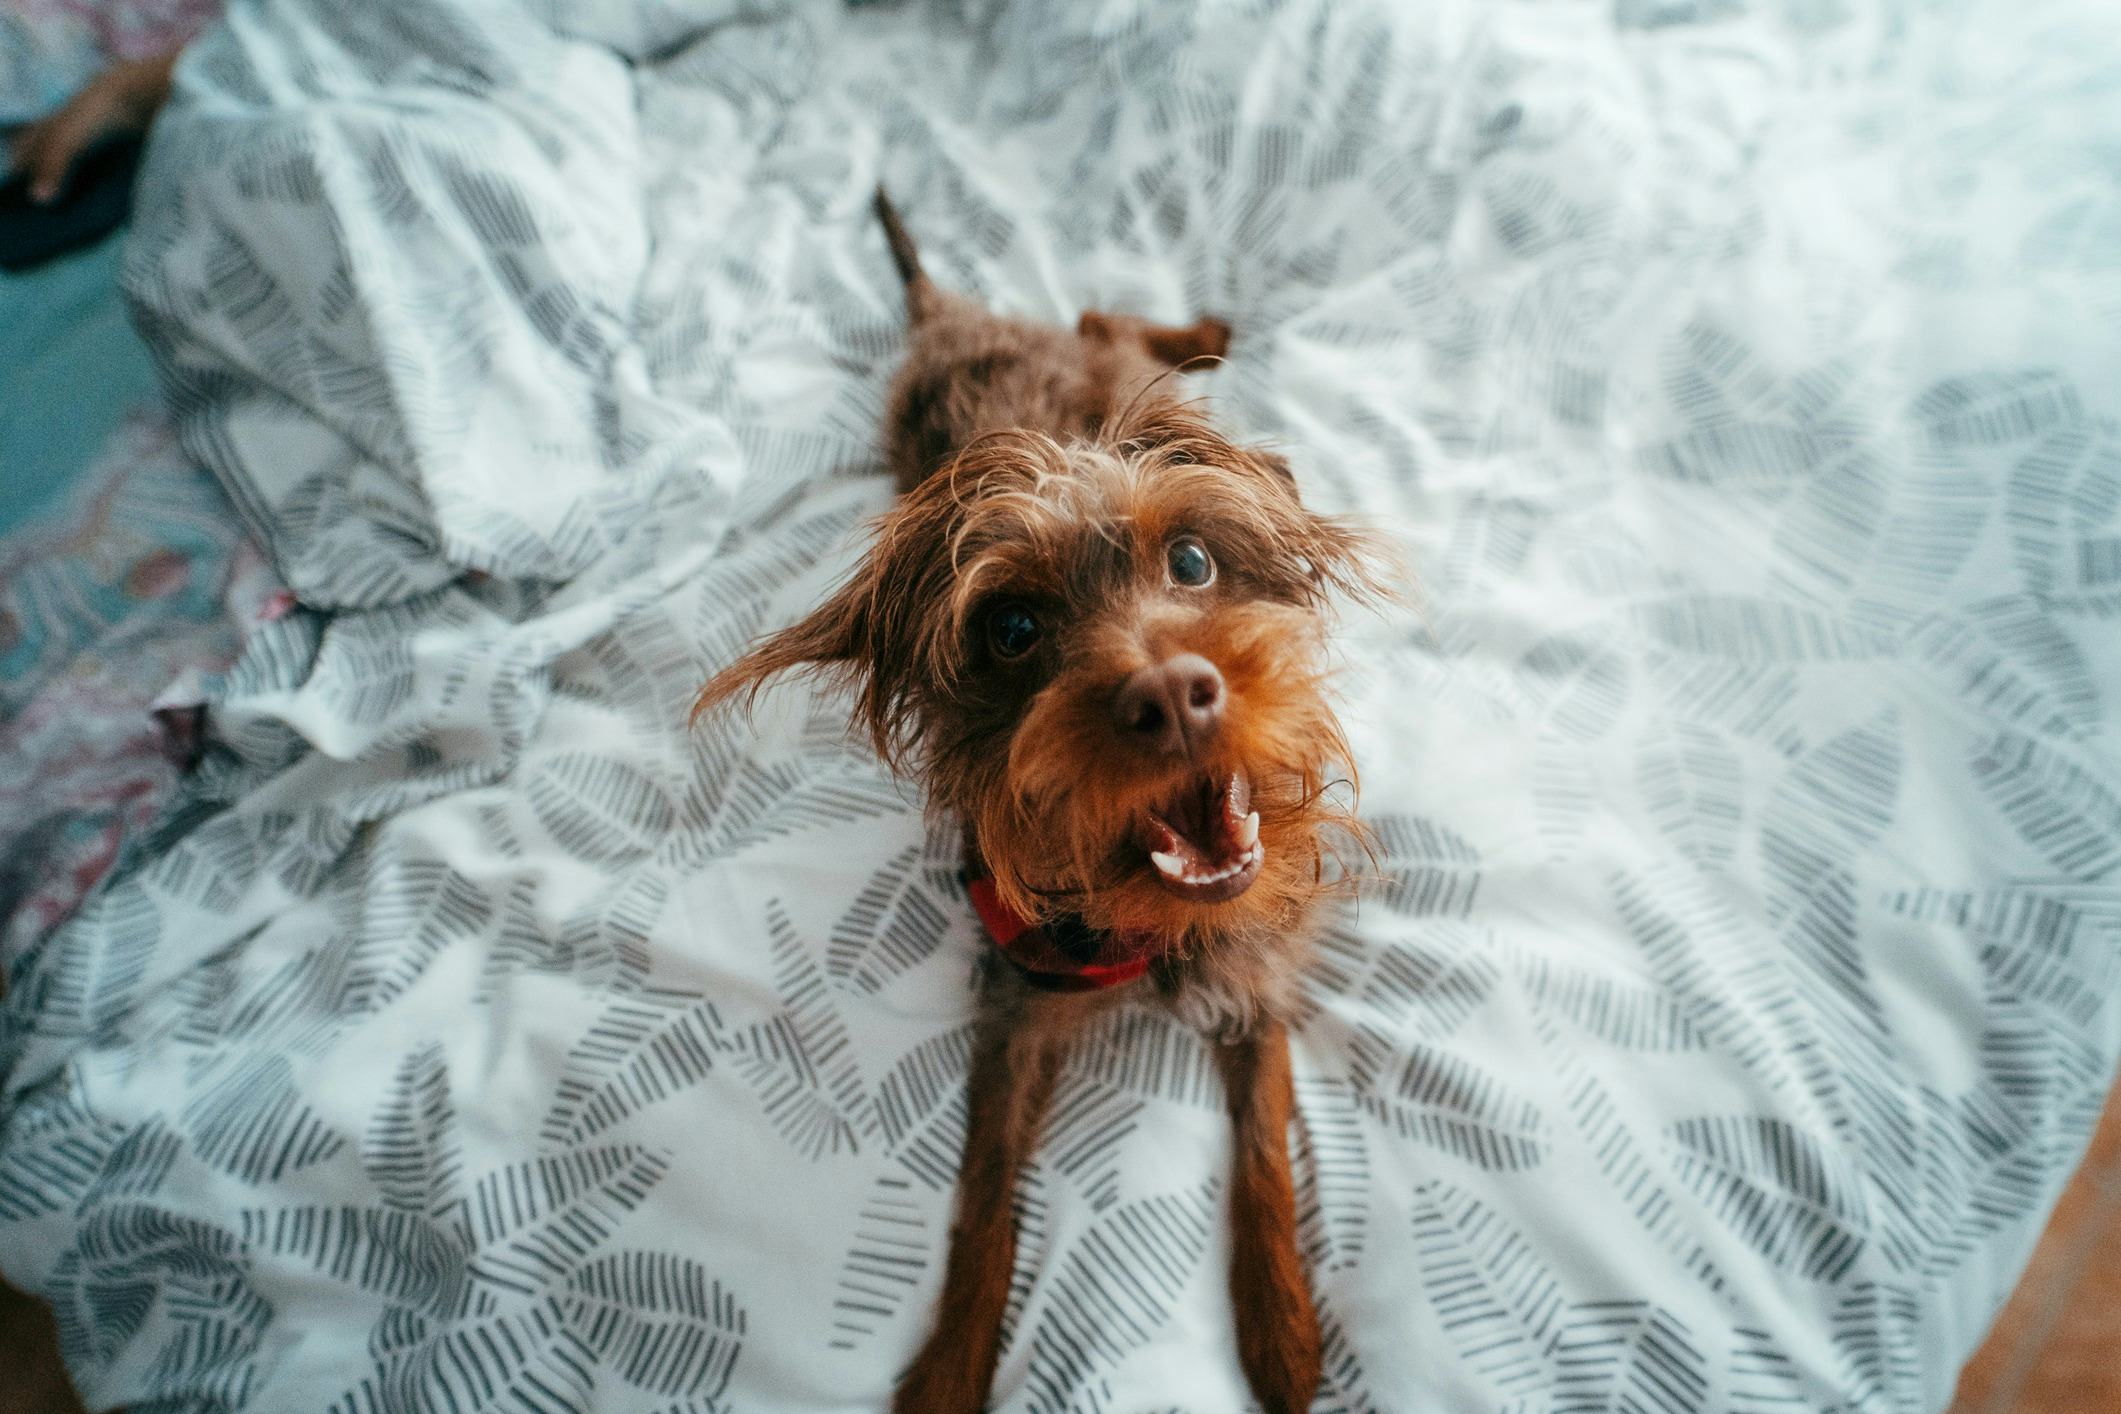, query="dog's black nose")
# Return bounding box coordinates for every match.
[1112,654,1225,756]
